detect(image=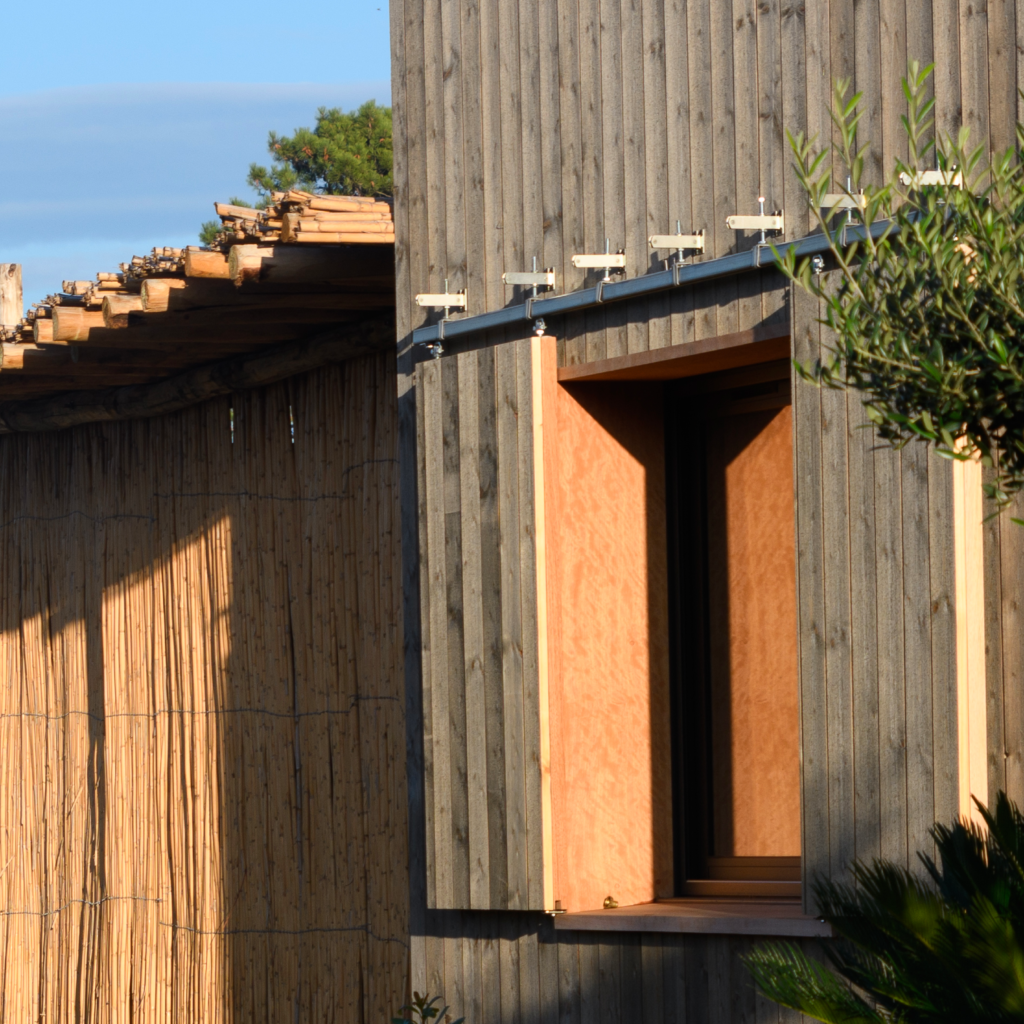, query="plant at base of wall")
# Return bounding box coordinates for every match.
[777,62,1024,511]
[744,790,1024,1023]
[392,991,466,1024]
